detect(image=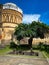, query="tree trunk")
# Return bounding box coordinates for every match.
[28,37,33,48]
